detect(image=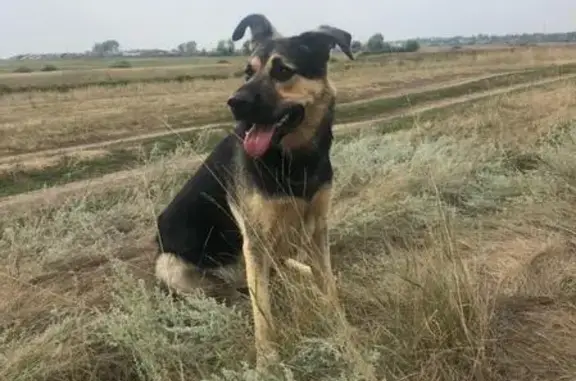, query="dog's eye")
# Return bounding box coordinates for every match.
[244,65,255,81]
[271,64,295,82]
